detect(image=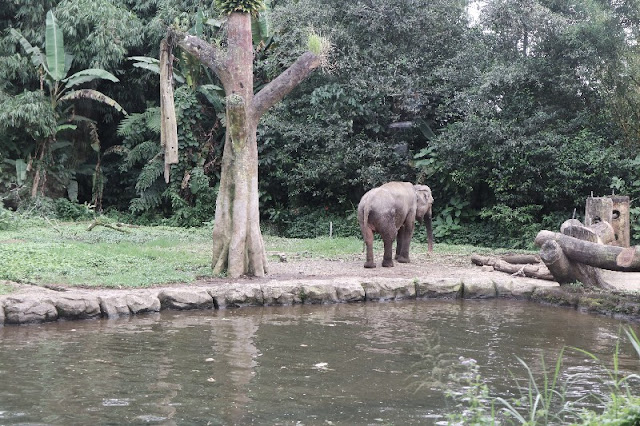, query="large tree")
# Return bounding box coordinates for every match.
[165,1,325,277]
